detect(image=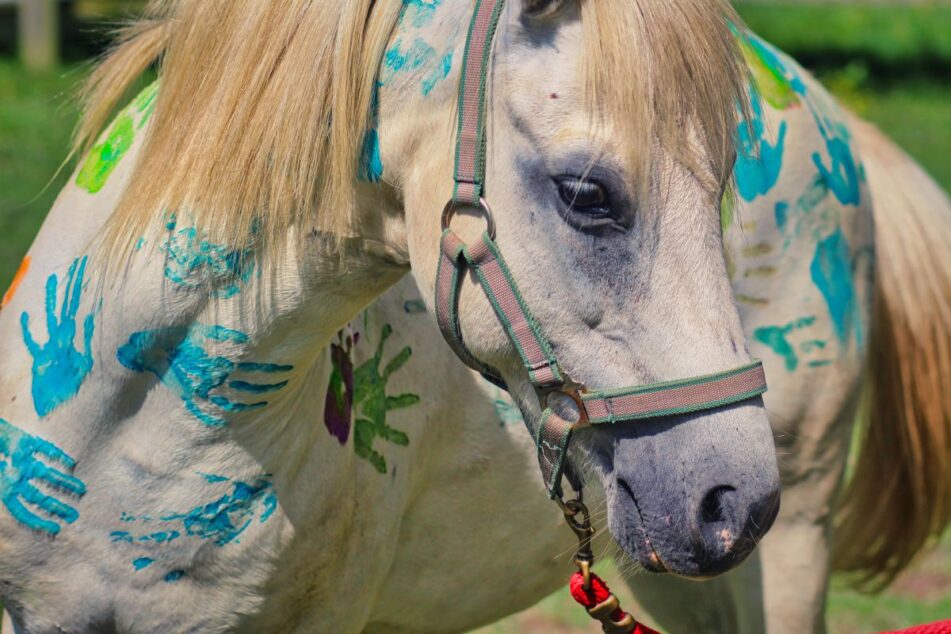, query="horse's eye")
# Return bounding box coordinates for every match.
[556,178,609,215]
